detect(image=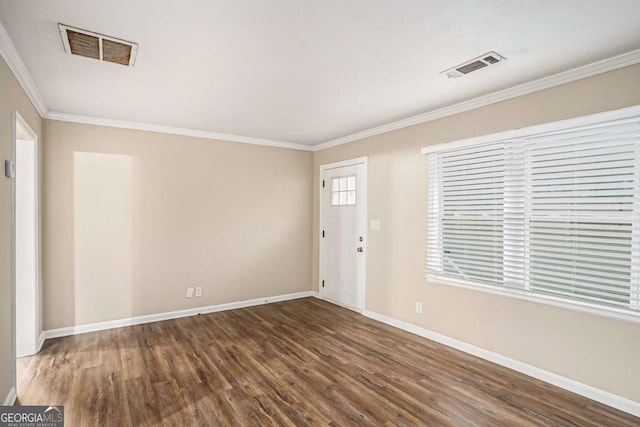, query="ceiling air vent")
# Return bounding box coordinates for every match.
[58,24,138,67]
[442,51,505,78]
